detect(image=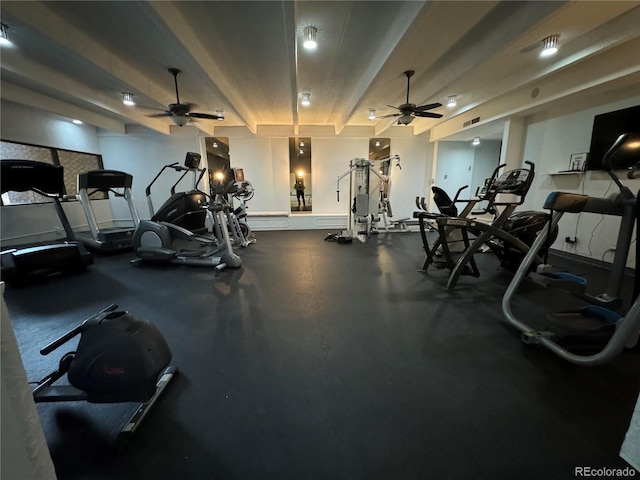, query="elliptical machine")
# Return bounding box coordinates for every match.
[146,153,209,233]
[131,156,242,270]
[213,168,256,248]
[32,304,176,446]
